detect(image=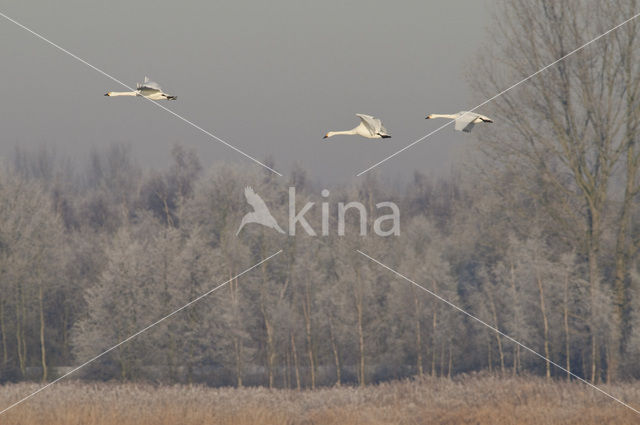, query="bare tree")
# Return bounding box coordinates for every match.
[473,0,640,381]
